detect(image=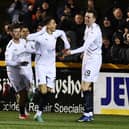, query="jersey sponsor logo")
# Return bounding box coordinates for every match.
[38,79,40,83]
[84,70,91,77]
